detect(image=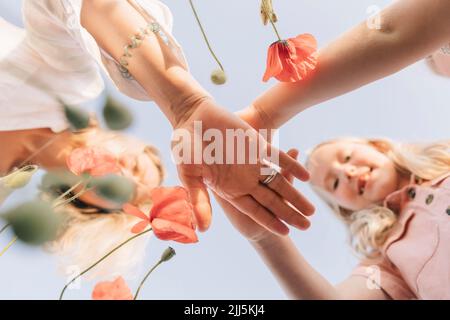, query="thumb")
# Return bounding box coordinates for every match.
[181,175,212,232]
